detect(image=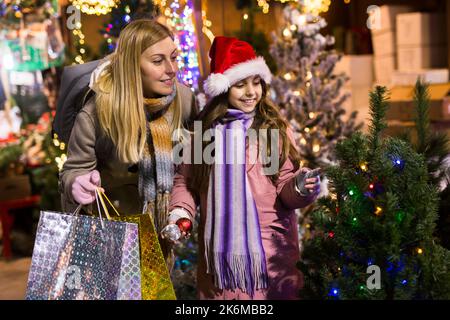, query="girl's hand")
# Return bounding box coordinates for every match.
[296,167,321,197]
[71,170,104,205]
